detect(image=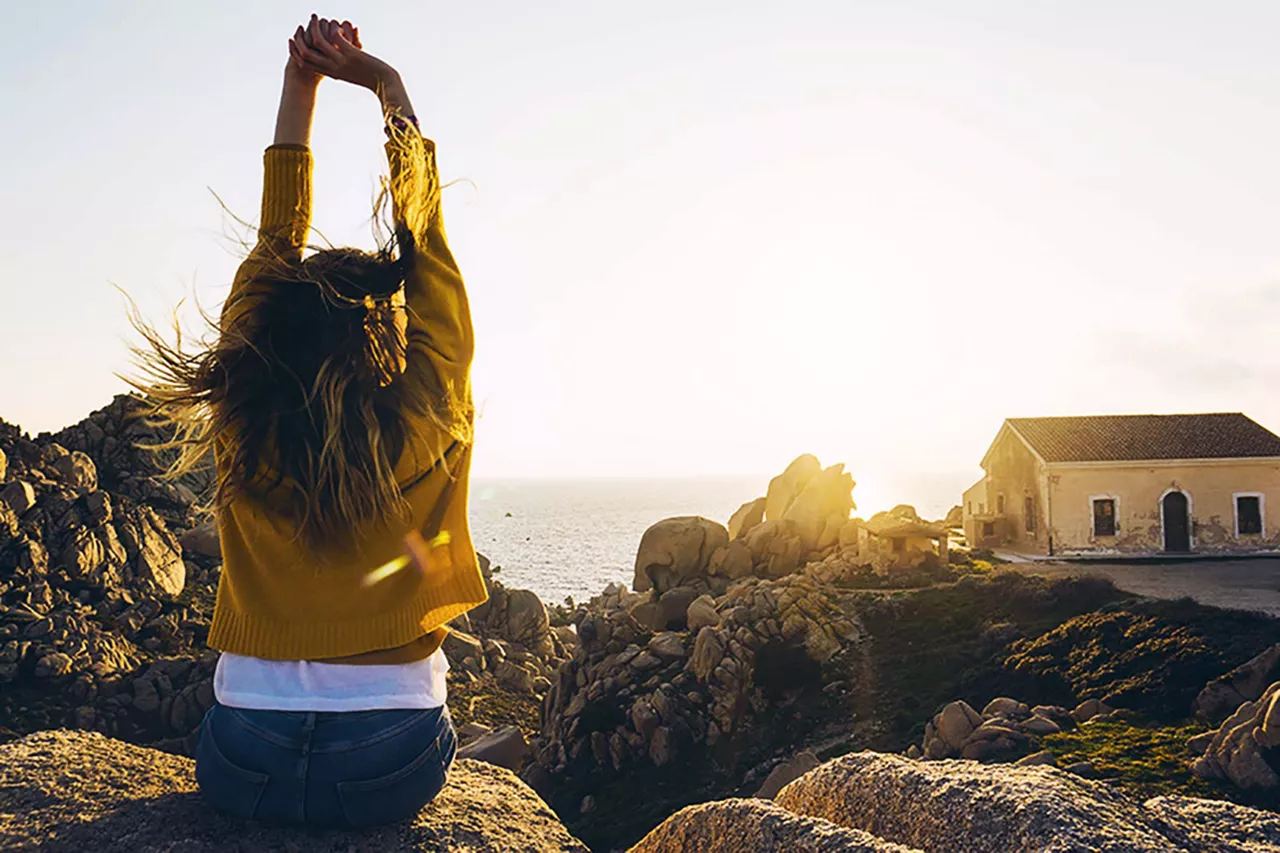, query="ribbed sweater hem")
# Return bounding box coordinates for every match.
[207,568,488,661]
